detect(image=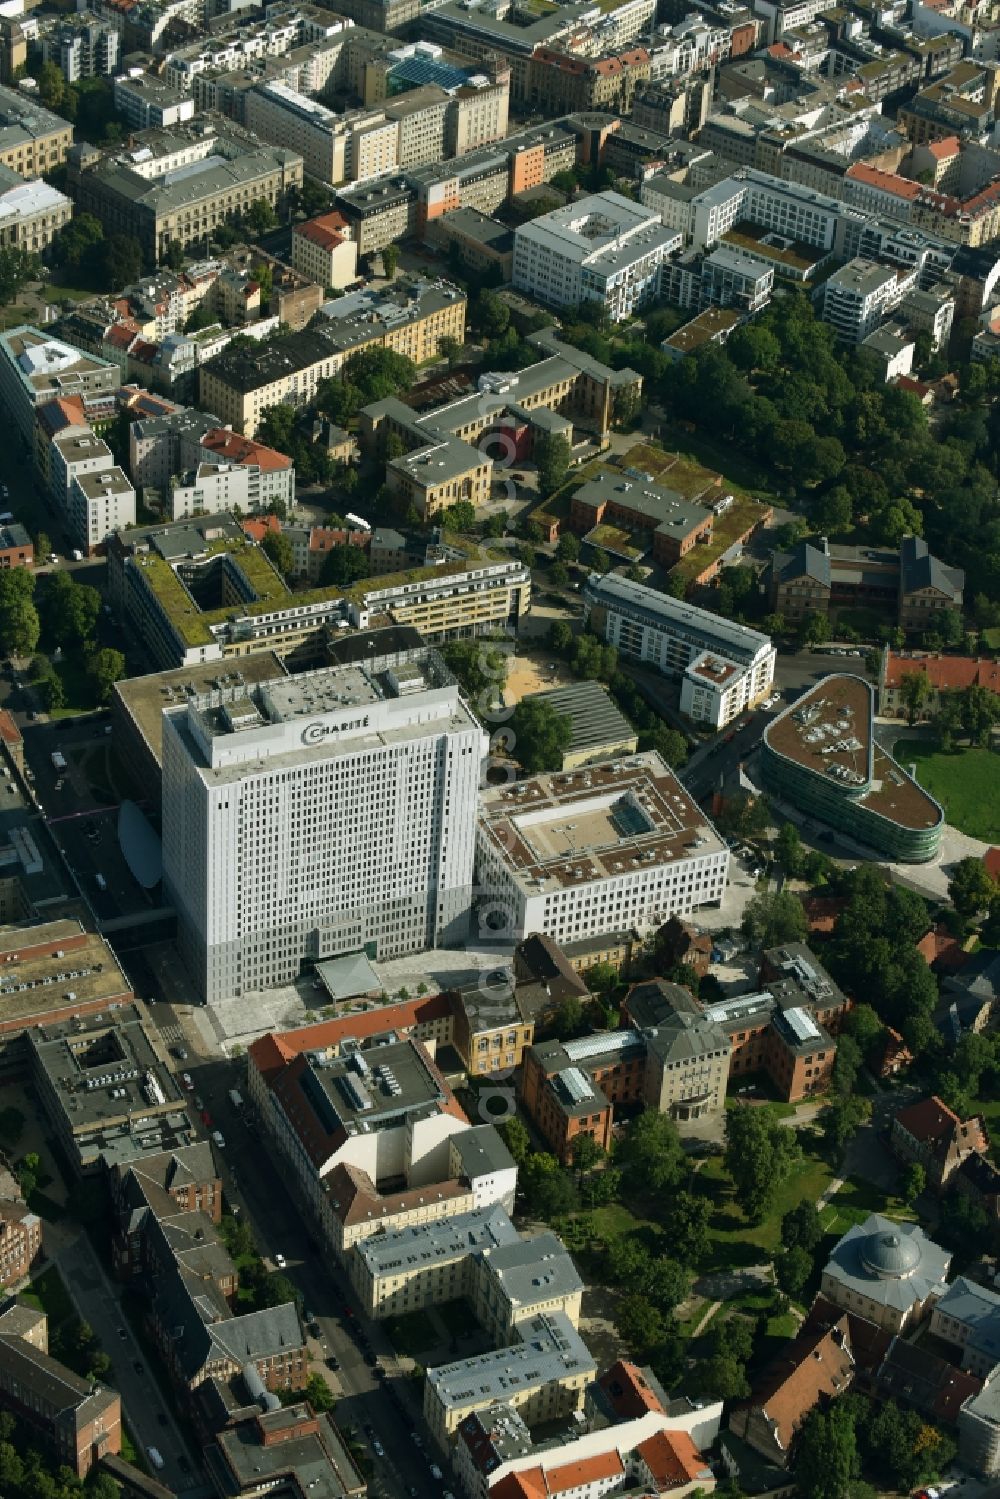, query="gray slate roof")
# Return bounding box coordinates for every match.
[823,1212,950,1314]
[900,534,964,602]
